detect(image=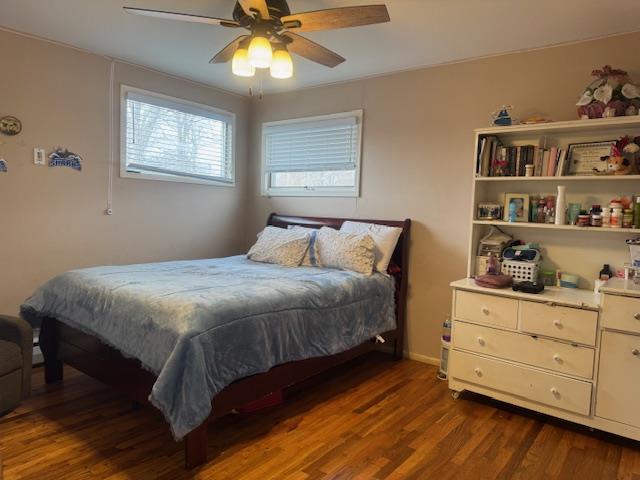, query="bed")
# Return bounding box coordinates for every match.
[22,213,410,469]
